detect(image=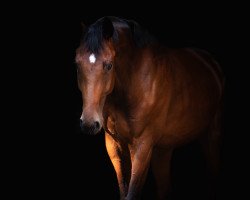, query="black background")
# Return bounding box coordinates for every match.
[6,2,246,200]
